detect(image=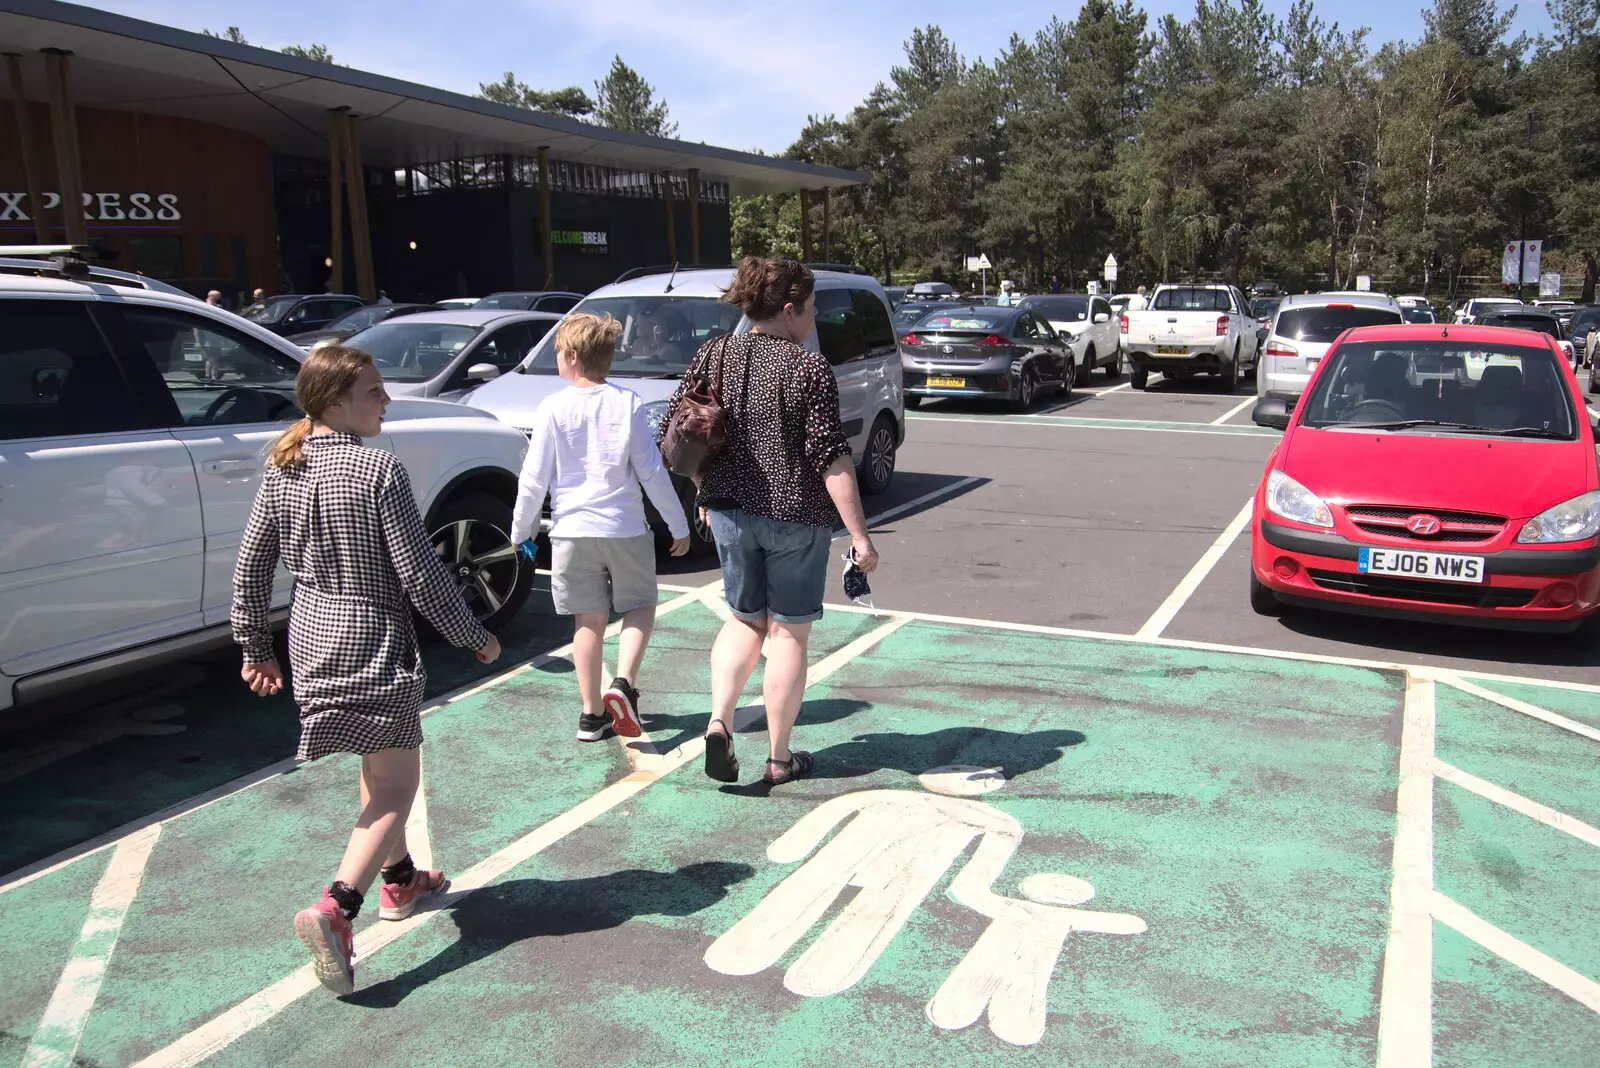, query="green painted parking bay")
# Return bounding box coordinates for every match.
[2,603,1597,1066]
